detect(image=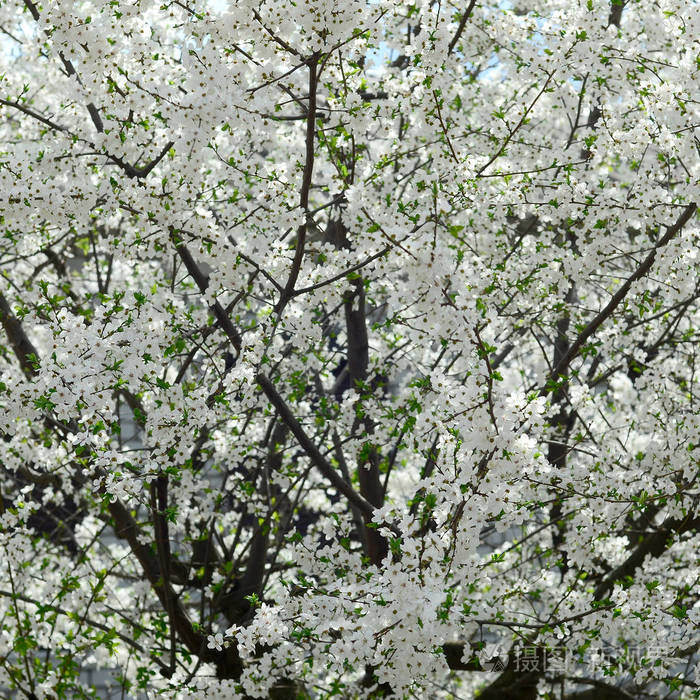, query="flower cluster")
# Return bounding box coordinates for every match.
[0,0,697,698]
